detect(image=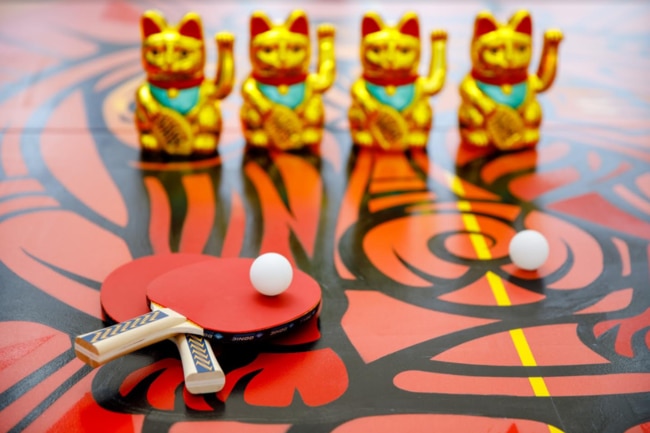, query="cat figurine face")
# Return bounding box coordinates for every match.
[360,12,421,84]
[249,10,311,81]
[140,11,205,82]
[470,10,532,83]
